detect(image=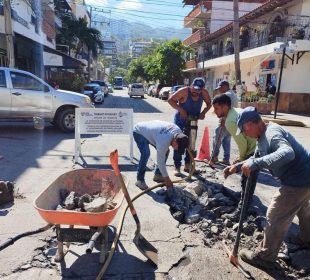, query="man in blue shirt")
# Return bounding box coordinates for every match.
[168,78,211,176]
[224,107,310,269]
